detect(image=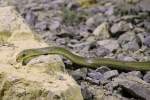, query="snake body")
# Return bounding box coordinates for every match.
[16,46,150,71]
